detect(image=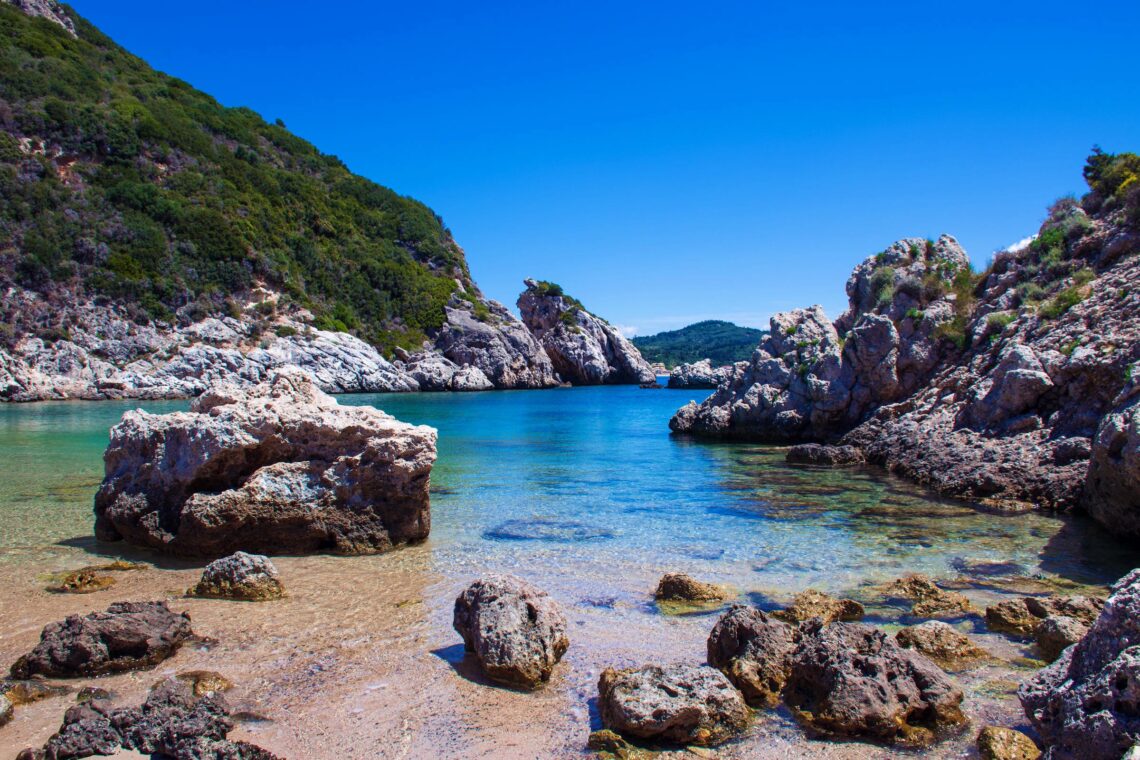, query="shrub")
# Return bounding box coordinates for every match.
[905,307,924,322]
[274,325,297,338]
[870,266,896,308]
[986,312,1015,331]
